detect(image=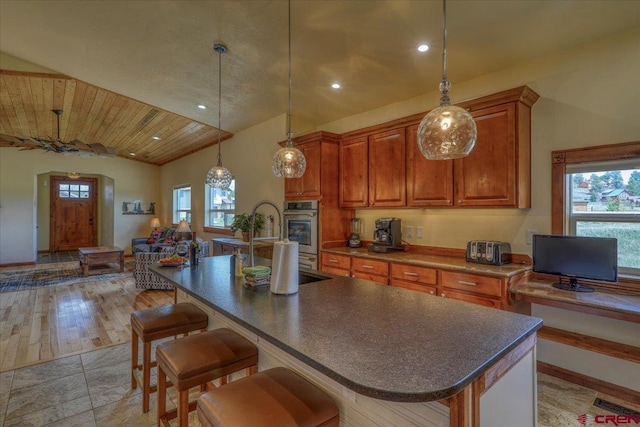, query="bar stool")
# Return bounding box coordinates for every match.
[197,367,339,427]
[156,328,259,427]
[131,302,208,413]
